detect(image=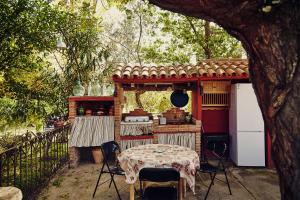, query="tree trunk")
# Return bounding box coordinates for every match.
[204,21,211,59]
[149,0,300,199]
[135,90,145,108]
